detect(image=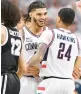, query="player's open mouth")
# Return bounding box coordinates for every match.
[39,21,45,24]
